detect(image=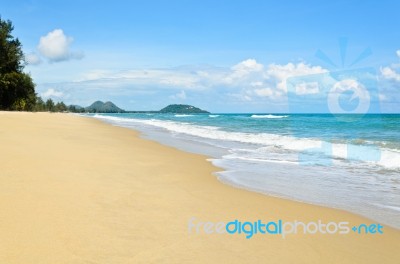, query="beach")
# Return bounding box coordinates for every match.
[0,112,399,263]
